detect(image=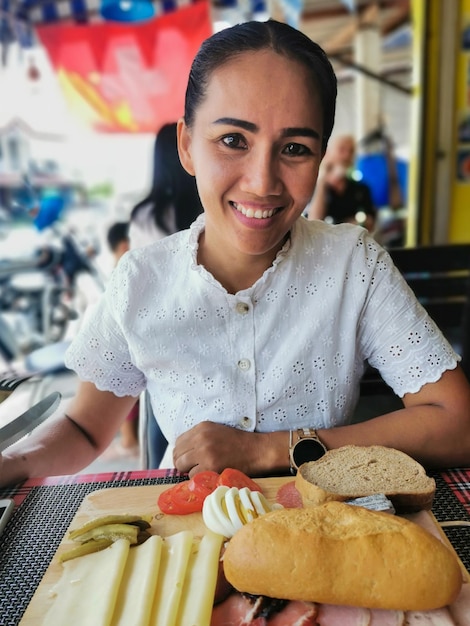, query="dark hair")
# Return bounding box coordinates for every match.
[107,221,129,252]
[184,20,337,153]
[131,123,203,235]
